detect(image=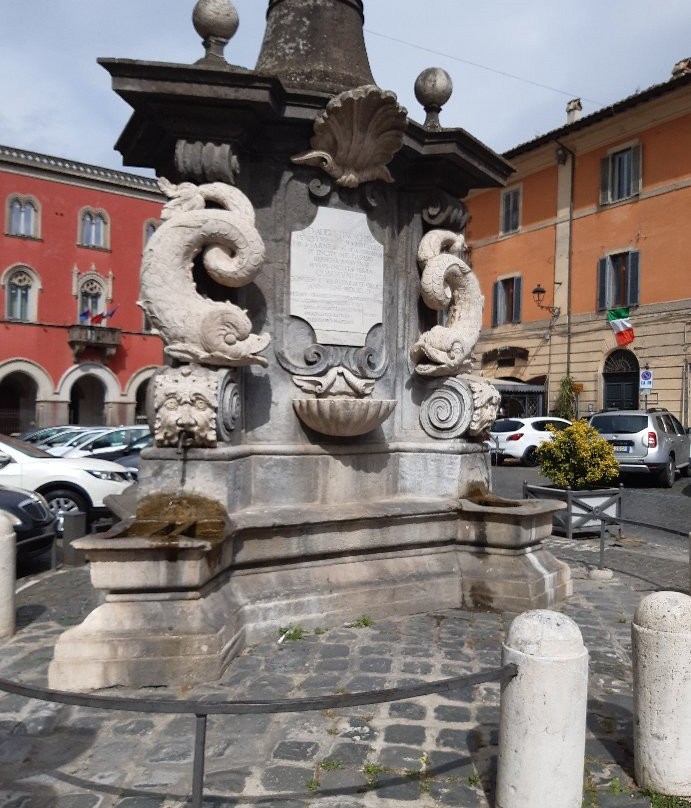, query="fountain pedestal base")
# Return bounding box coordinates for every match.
[49,495,571,690]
